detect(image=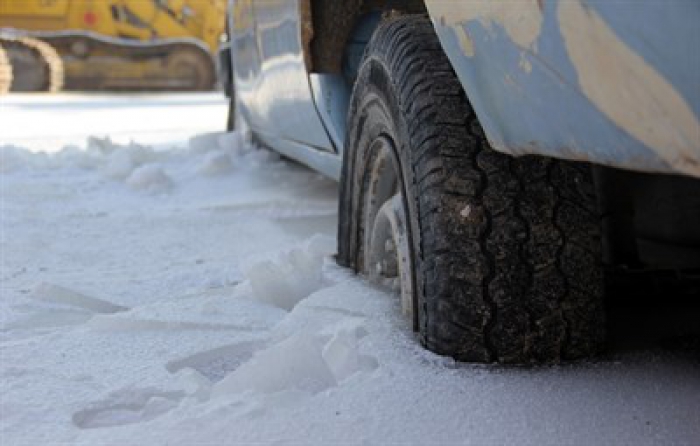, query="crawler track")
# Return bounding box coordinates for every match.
[0,36,63,92]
